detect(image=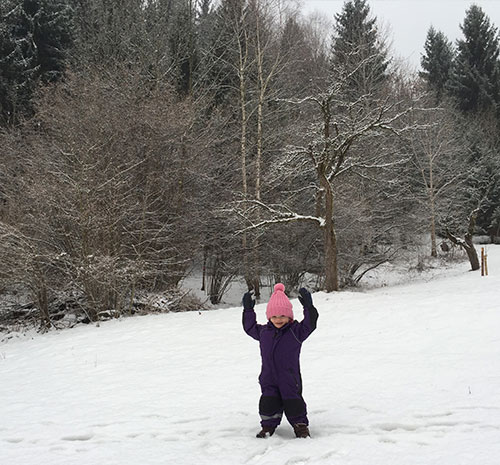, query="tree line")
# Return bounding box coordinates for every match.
[1,0,499,328]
